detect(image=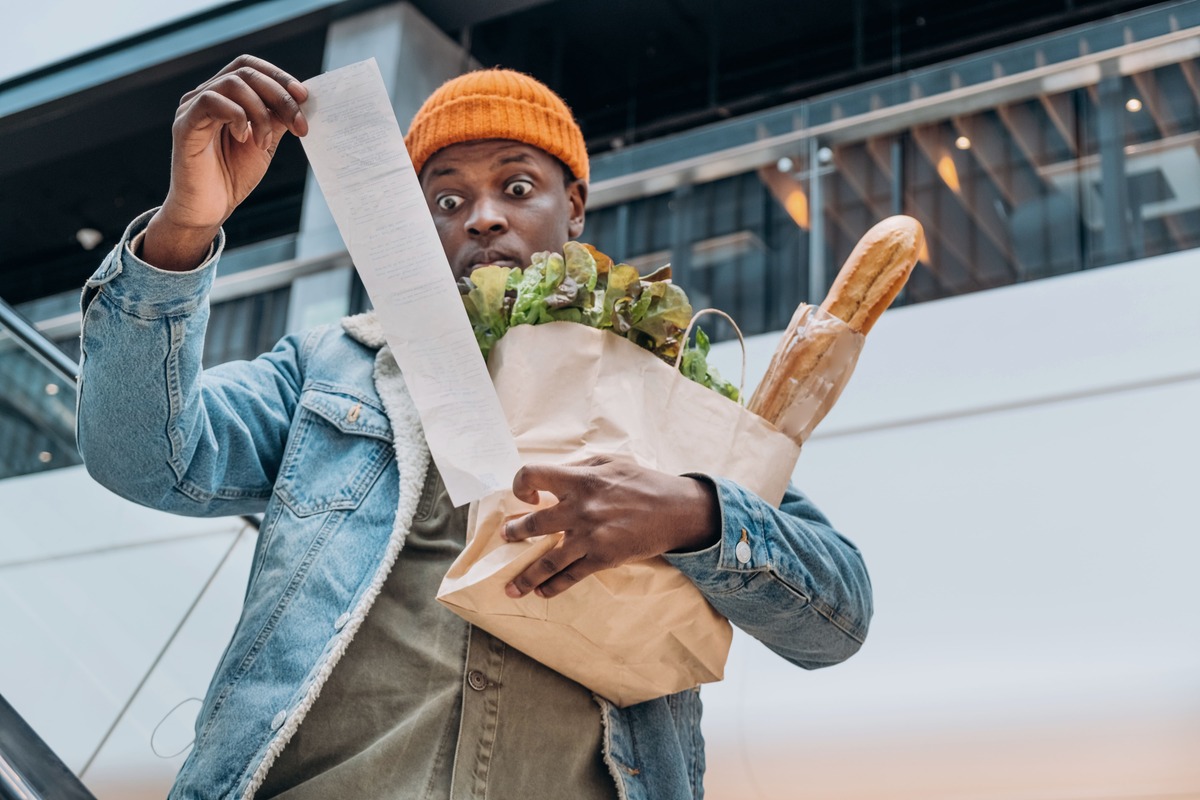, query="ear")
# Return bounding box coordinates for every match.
[566,180,588,239]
